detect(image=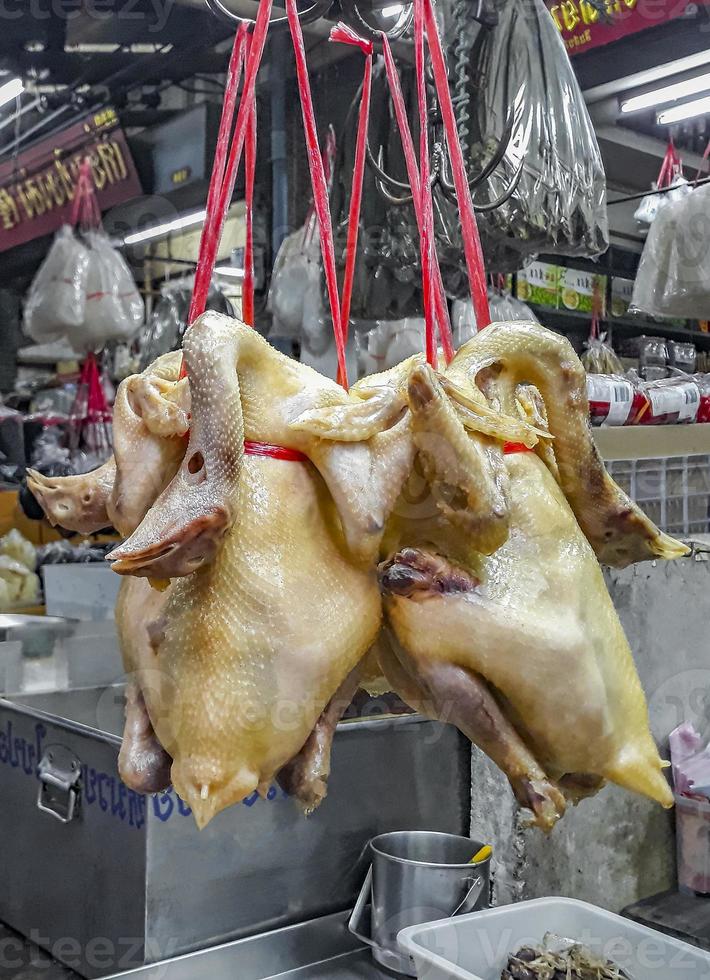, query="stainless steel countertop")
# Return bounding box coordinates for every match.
[106,912,398,979]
